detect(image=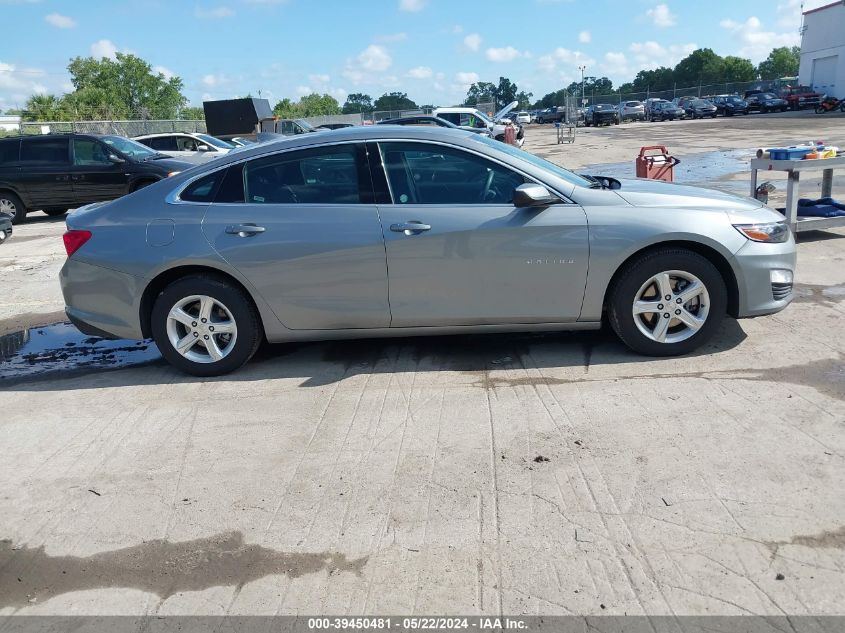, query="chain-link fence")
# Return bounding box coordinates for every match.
[0,119,207,137]
[575,80,771,106]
